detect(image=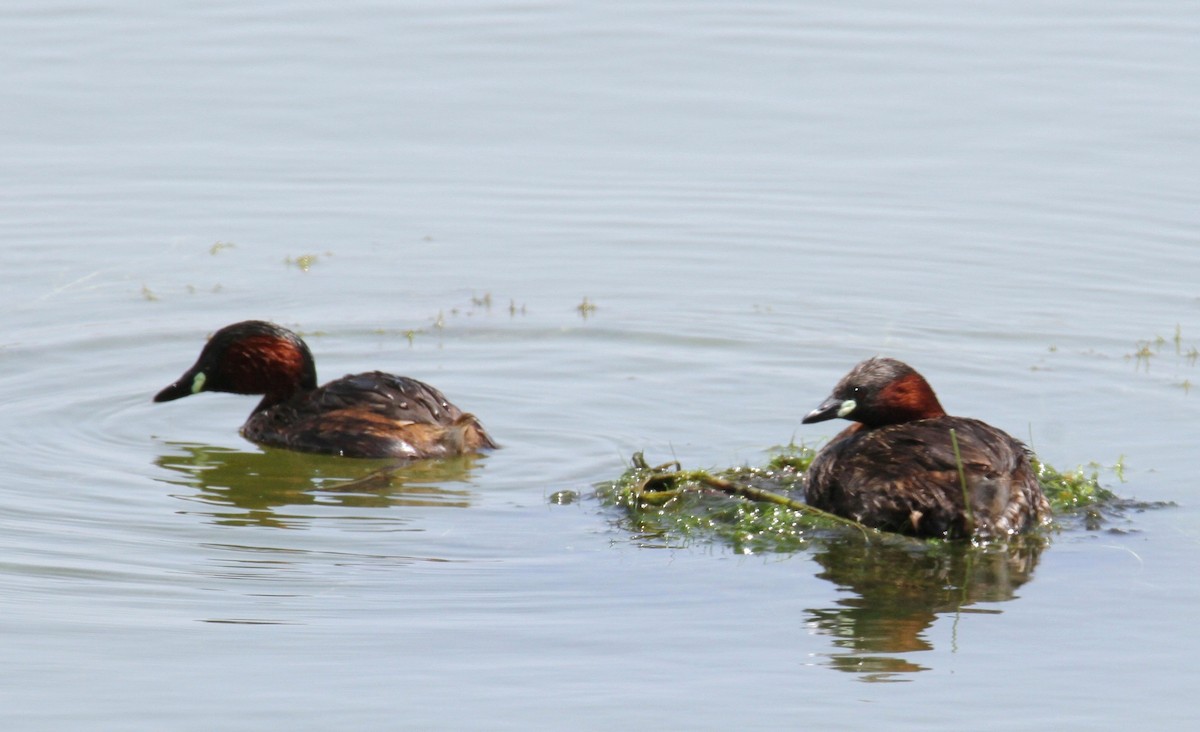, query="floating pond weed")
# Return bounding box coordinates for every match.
[596,445,1153,553]
[1127,325,1197,386]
